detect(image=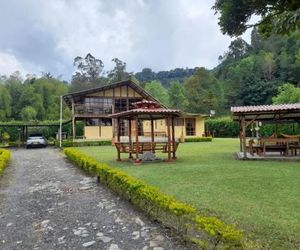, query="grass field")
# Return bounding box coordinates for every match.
[78,139,300,248]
